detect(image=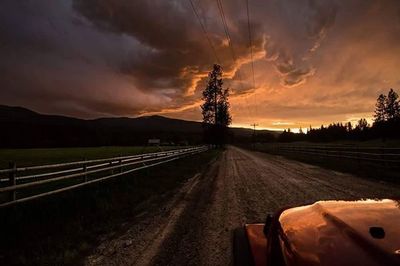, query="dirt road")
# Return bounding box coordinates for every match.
[85,146,400,266]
